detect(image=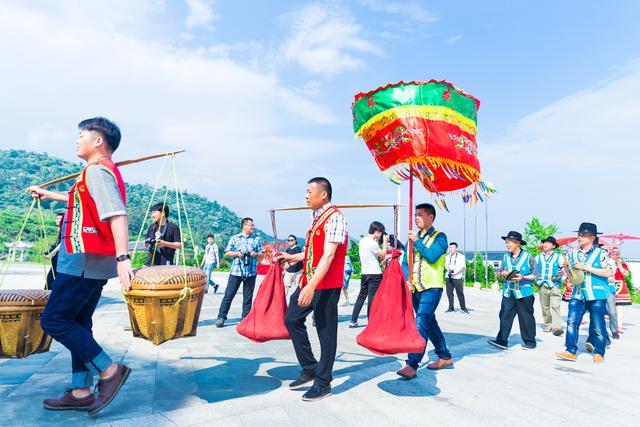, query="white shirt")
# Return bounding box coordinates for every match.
[359,235,382,275]
[445,252,465,279]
